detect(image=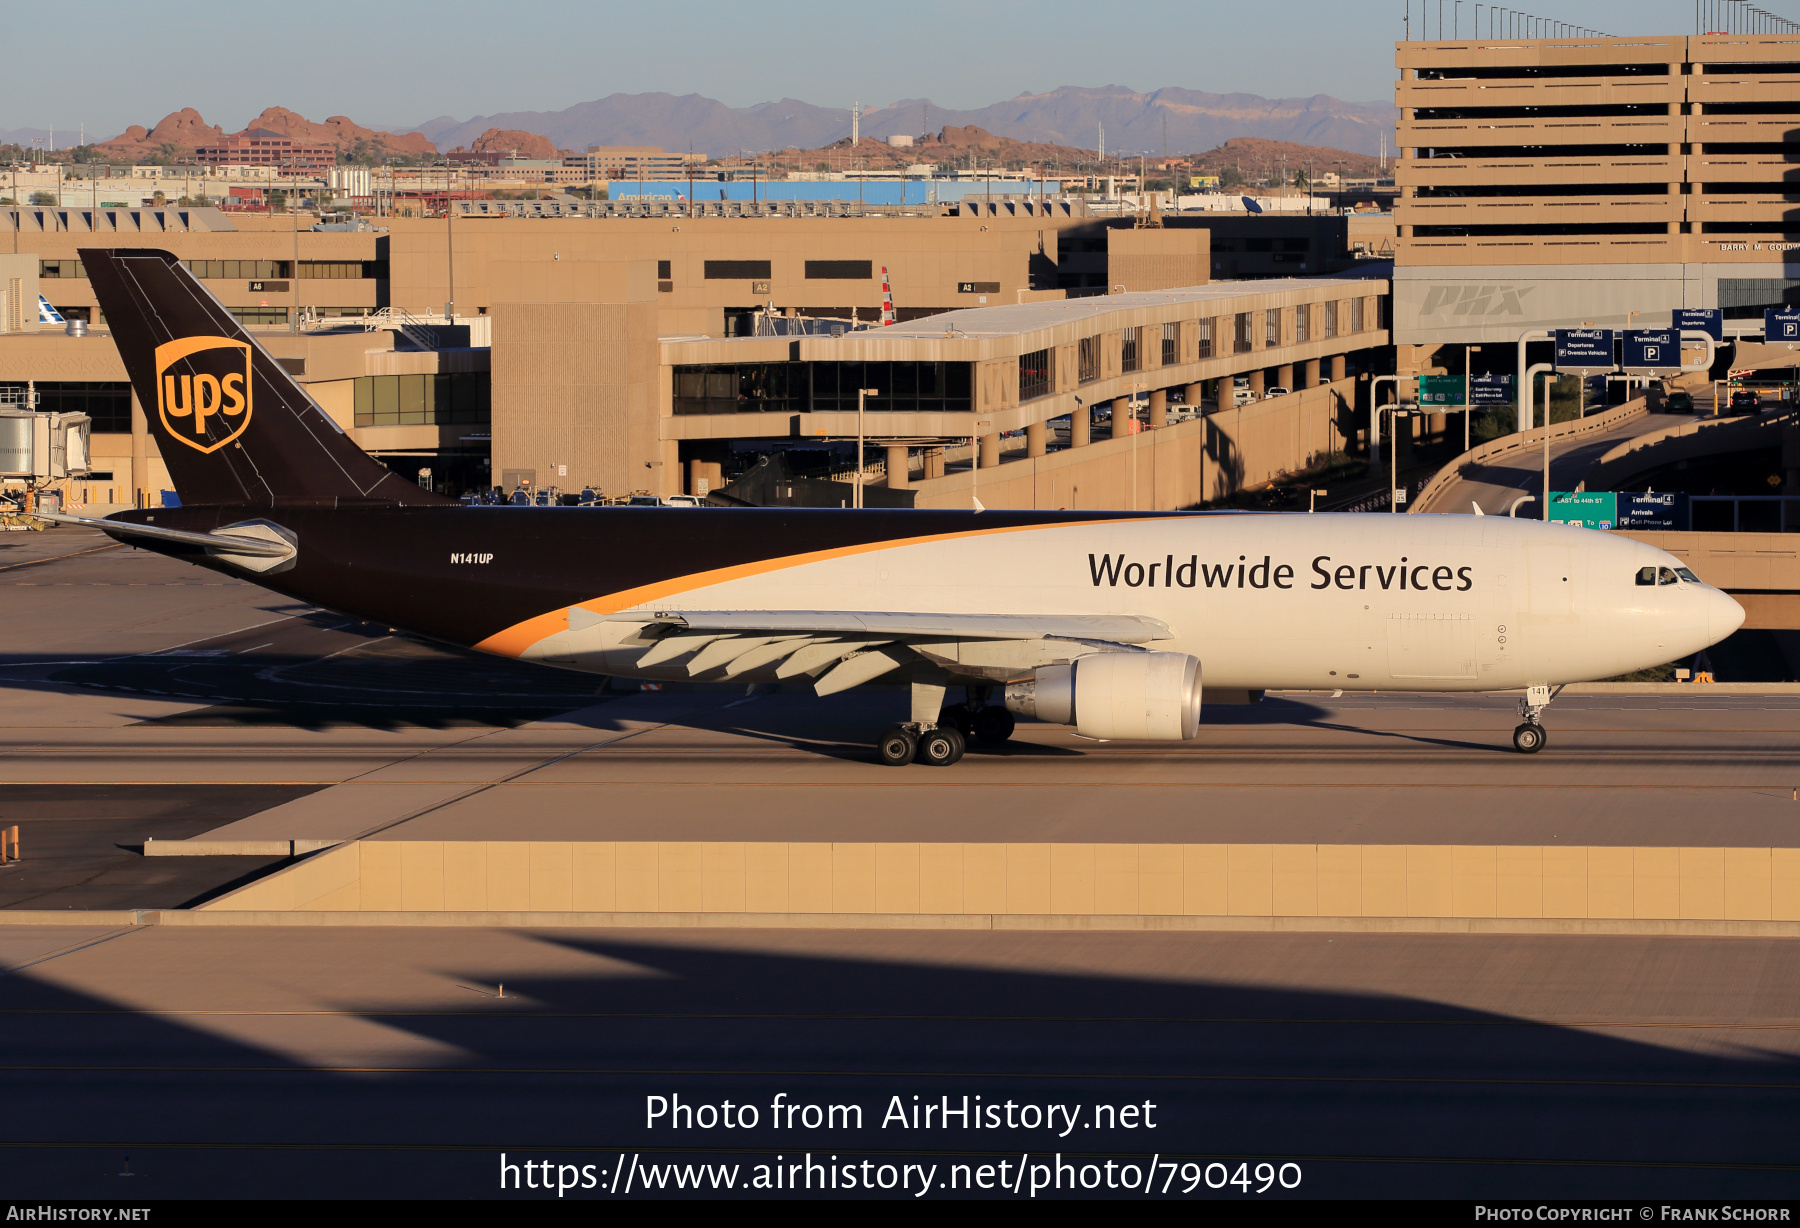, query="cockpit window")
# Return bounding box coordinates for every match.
[1636,566,1657,586]
[1676,567,1701,584]
[1659,567,1680,586]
